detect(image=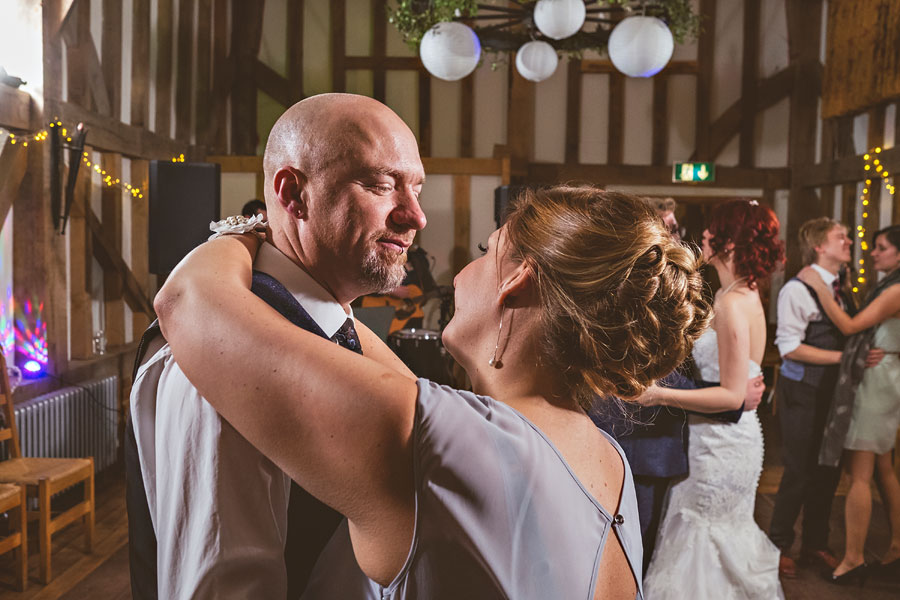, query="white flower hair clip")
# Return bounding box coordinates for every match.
[748,199,759,206]
[209,214,268,241]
